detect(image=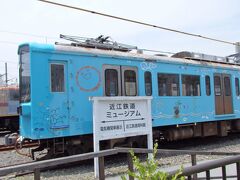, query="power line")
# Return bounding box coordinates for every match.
[0,32,176,55]
[0,65,17,68]
[0,66,18,70]
[0,30,57,40]
[0,38,56,46]
[0,58,18,64]
[0,40,18,45]
[0,31,59,45]
[39,0,239,47]
[0,60,18,64]
[140,48,175,55]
